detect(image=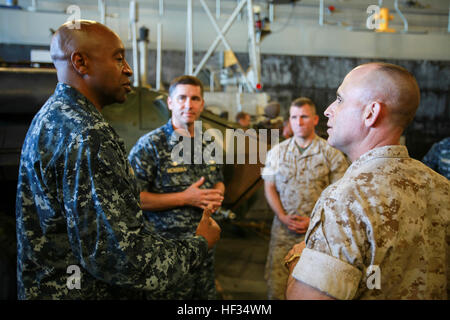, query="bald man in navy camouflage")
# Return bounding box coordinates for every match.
[16,20,220,300]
